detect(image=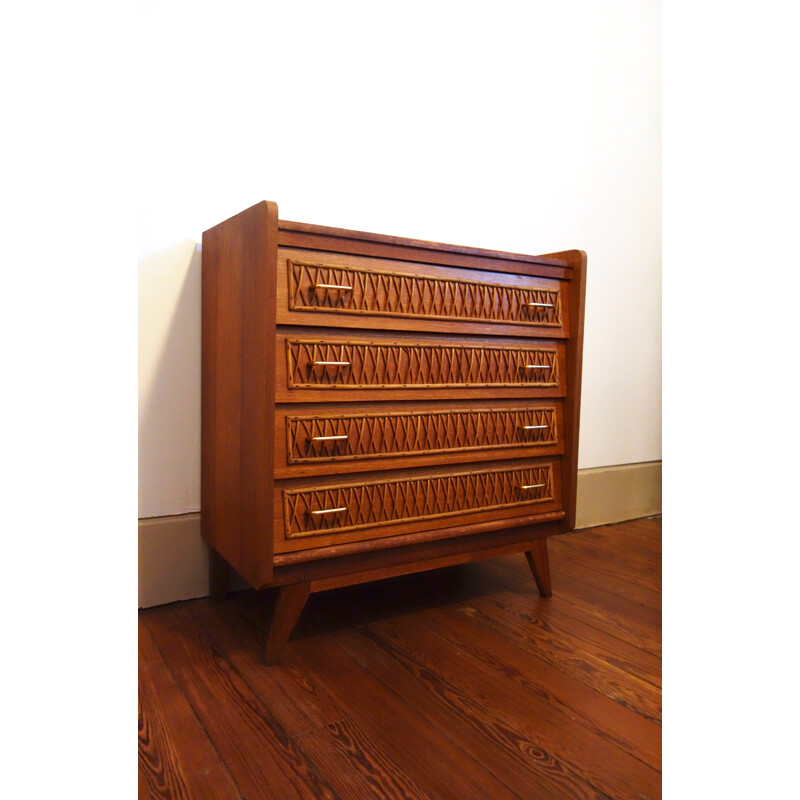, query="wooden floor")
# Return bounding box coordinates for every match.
[139,517,662,800]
